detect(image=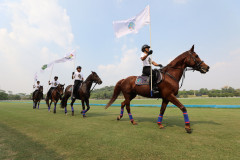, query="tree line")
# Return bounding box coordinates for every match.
[0,90,30,100]
[90,86,240,99]
[1,86,239,100]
